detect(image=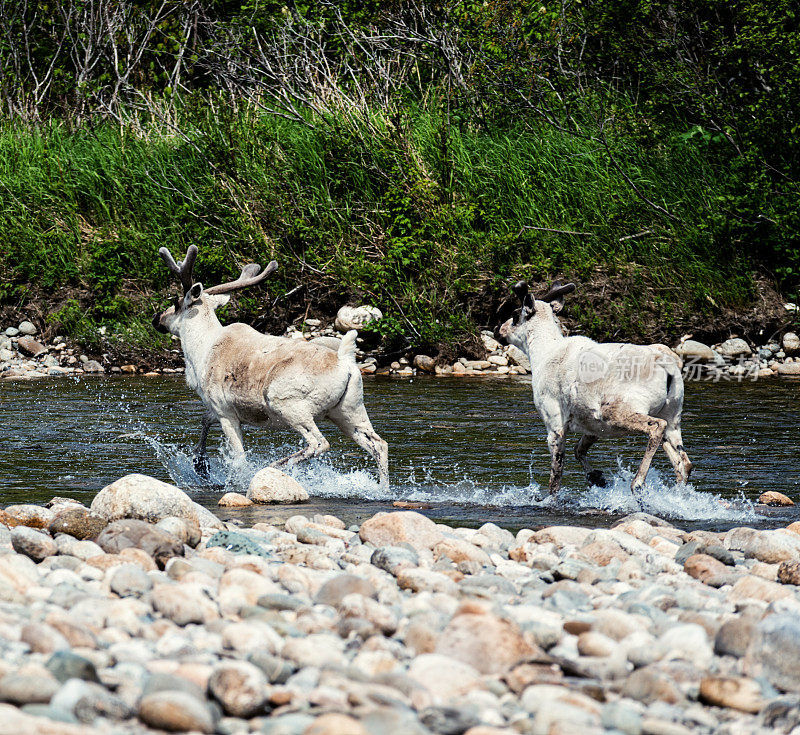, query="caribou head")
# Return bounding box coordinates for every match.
[498,279,576,349]
[152,245,278,335]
